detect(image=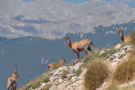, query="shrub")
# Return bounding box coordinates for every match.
[84,60,109,90]
[113,56,135,84]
